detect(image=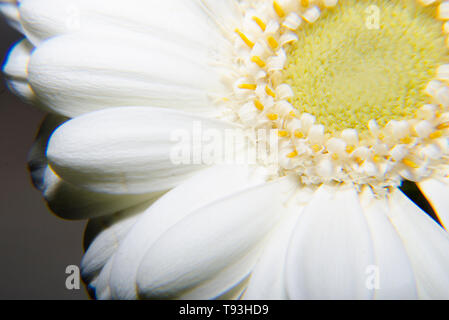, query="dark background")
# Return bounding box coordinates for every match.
[0,19,88,299]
